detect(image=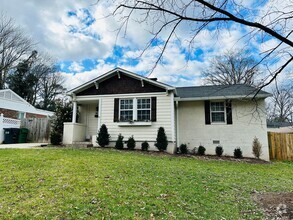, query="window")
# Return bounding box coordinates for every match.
[118,98,151,122]
[137,98,151,121]
[114,97,156,123]
[119,99,133,121]
[210,102,225,122]
[18,112,25,119]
